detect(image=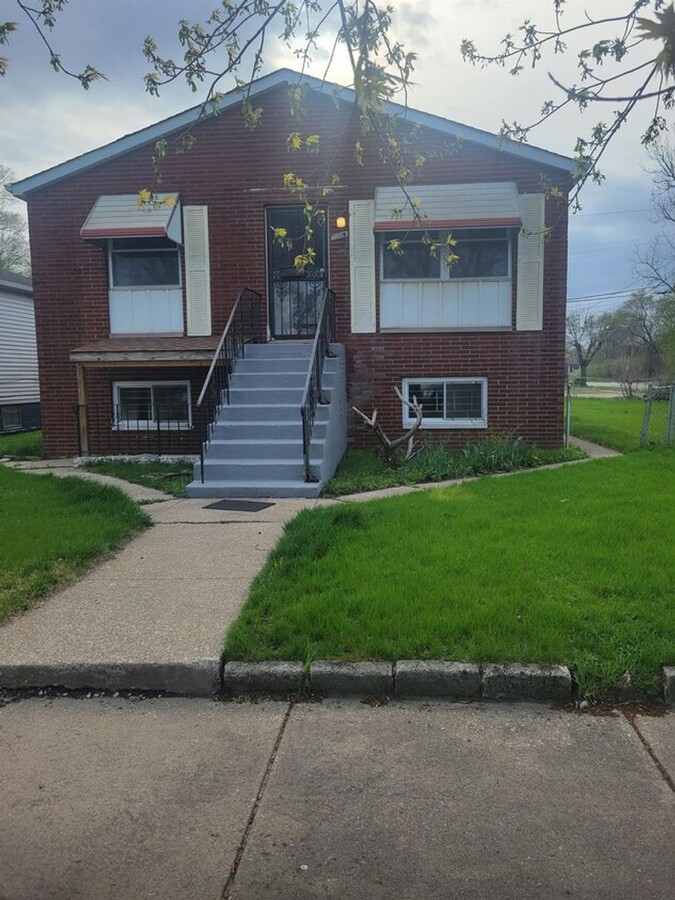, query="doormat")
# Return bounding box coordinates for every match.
[203,499,275,513]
